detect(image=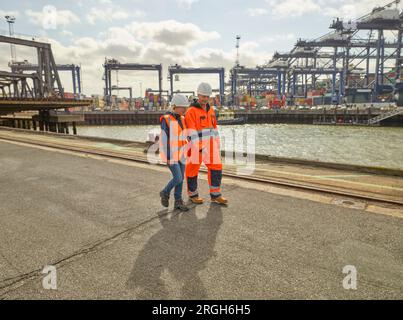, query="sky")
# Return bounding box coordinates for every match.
[0,0,396,97]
